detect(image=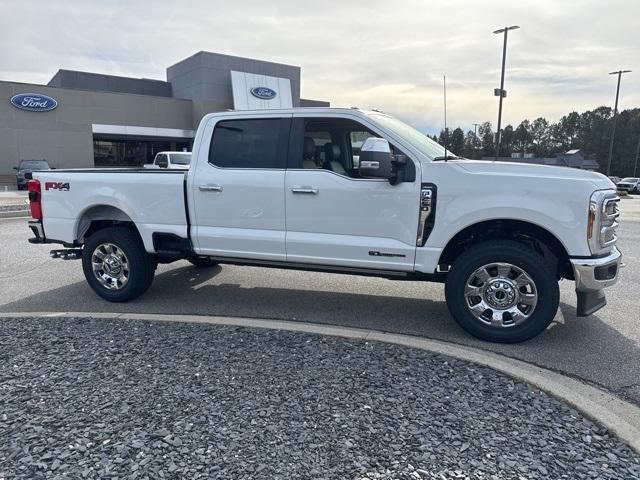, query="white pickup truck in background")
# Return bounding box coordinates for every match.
[143,151,191,170]
[25,108,621,343]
